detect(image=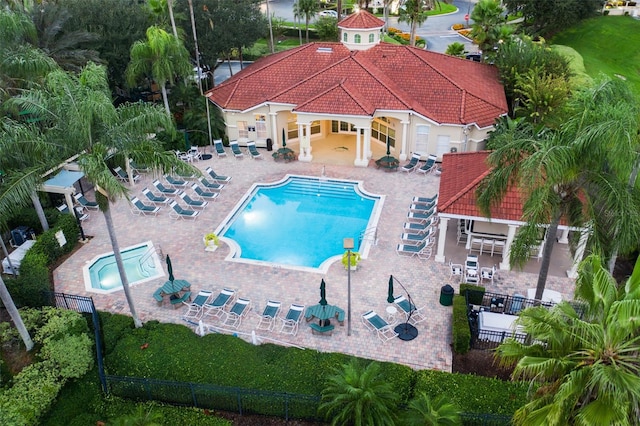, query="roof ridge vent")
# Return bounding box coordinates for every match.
[317,47,333,53]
